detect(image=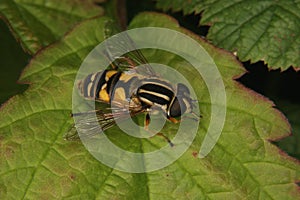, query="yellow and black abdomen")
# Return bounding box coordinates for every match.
[77,70,141,104]
[77,70,120,103]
